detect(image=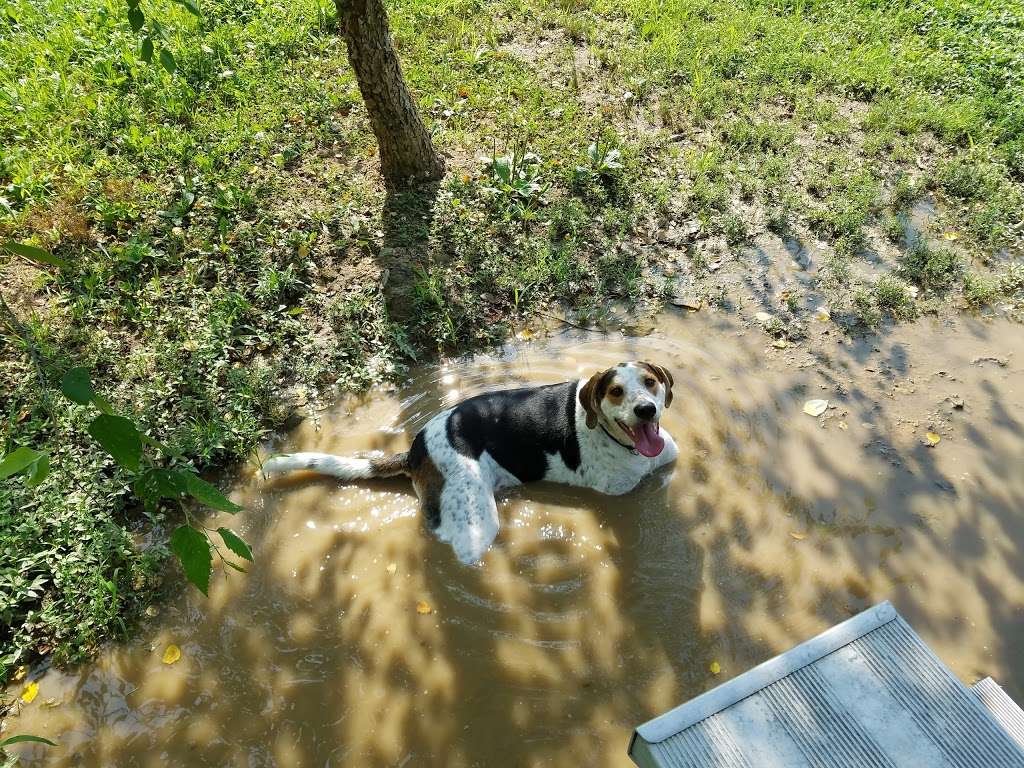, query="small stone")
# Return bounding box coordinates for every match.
[671,295,703,311]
